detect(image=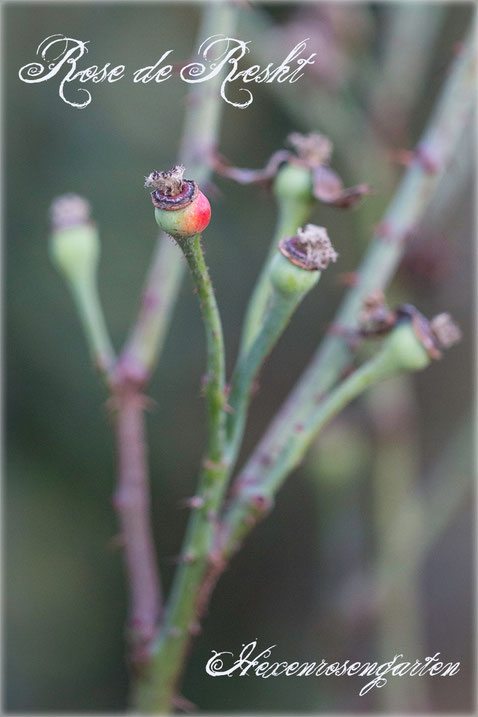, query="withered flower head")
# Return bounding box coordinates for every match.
[279,224,338,271]
[430,313,462,349]
[358,299,461,360]
[288,132,333,166]
[213,131,371,209]
[360,302,461,360]
[146,164,211,238]
[50,193,91,230]
[145,164,187,197]
[358,291,394,335]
